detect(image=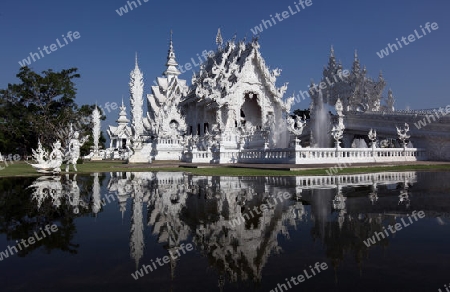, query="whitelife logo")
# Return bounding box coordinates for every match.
[115,0,149,16]
[376,22,439,59]
[131,243,193,280]
[363,210,425,247]
[413,105,450,129]
[270,261,328,292]
[250,0,313,35]
[18,31,81,67]
[228,192,292,228]
[0,224,59,261]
